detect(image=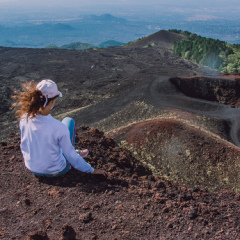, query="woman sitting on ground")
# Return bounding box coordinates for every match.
[11,79,107,177]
